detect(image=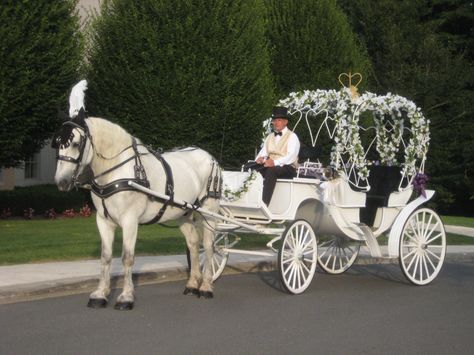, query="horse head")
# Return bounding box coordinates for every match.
[53,108,94,191]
